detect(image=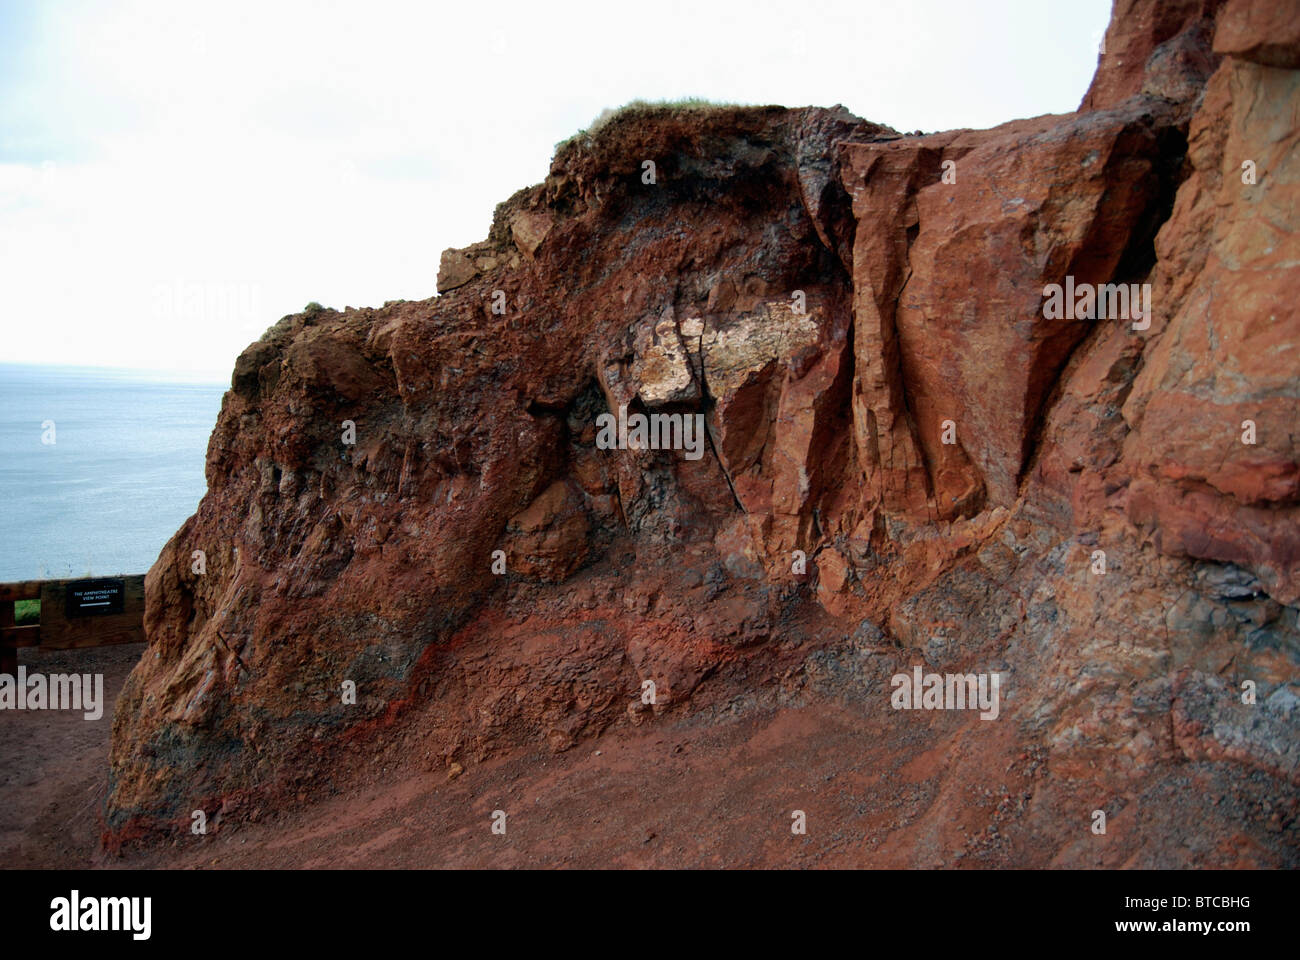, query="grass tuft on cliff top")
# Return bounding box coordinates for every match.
[553,97,749,153]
